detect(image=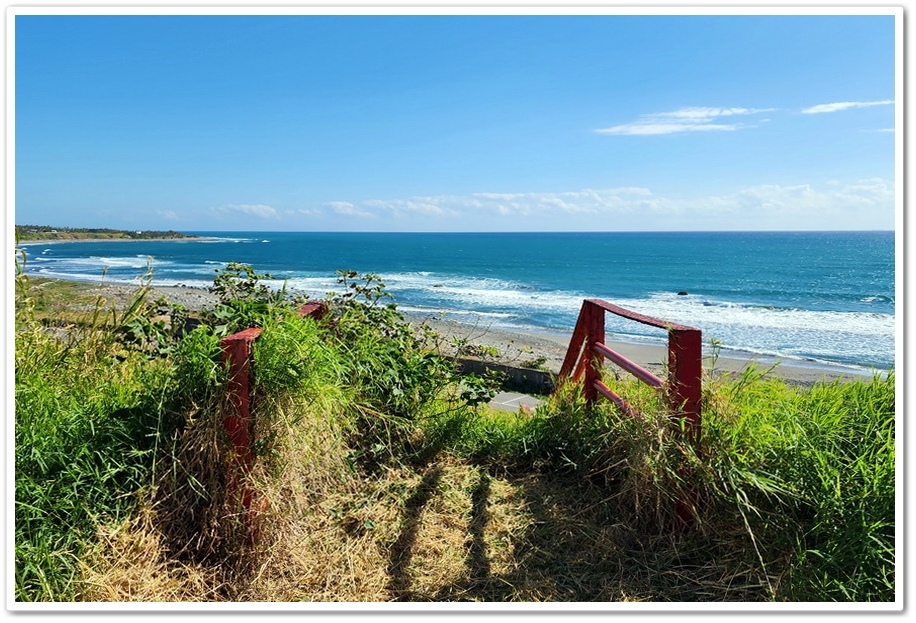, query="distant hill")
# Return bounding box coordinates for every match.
[15,225,200,241]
